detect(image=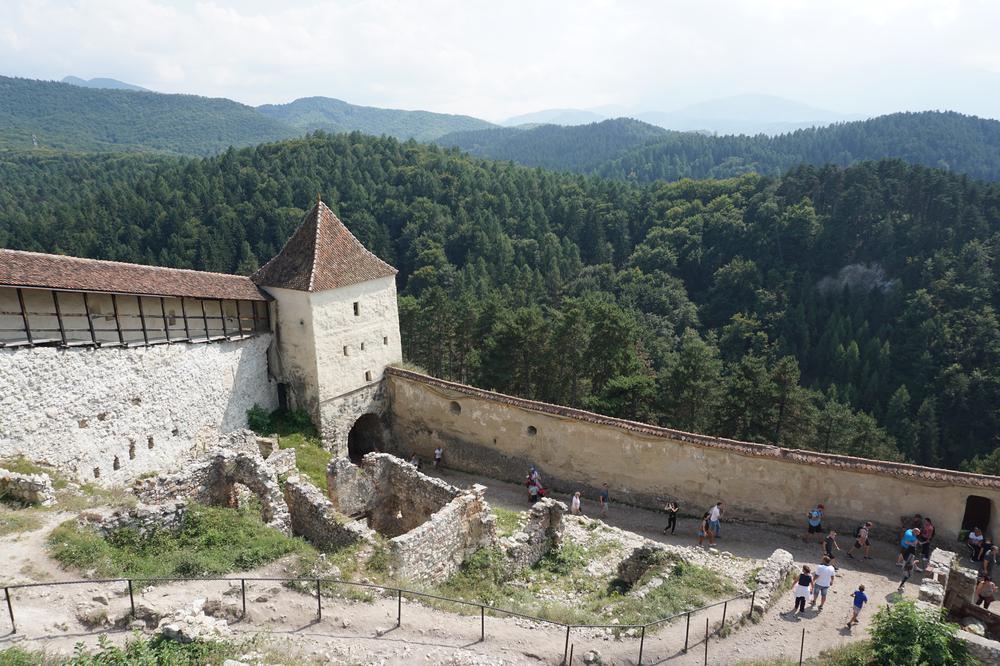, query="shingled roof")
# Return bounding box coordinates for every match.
[251,201,397,292]
[0,249,268,301]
